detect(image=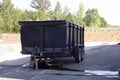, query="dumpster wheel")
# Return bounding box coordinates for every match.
[72,46,80,63]
[74,53,80,63]
[80,47,85,61]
